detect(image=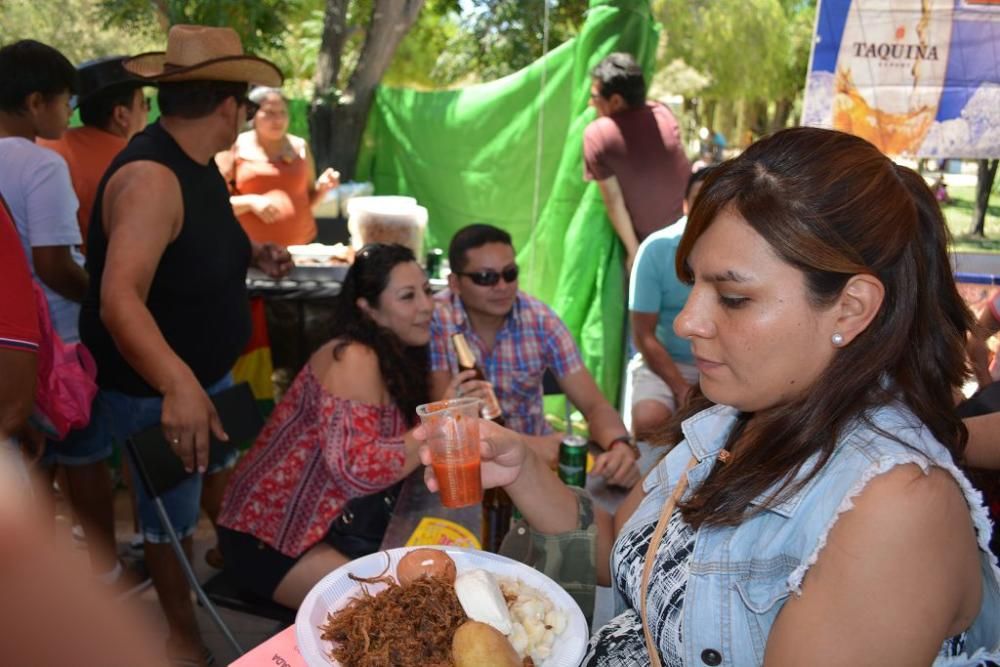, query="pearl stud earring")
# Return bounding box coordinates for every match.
[831,332,845,346]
